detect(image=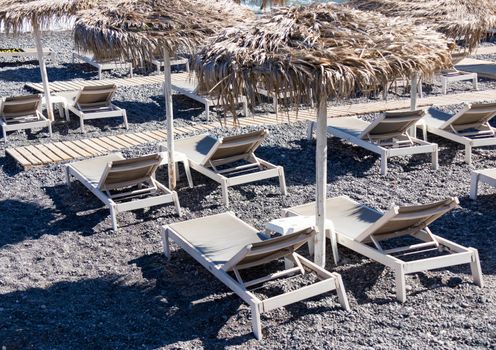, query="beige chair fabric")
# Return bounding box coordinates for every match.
[172,130,287,206]
[284,196,483,302]
[61,84,128,133]
[307,110,438,175]
[66,153,181,230]
[422,102,496,164]
[162,212,350,339]
[0,94,52,142]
